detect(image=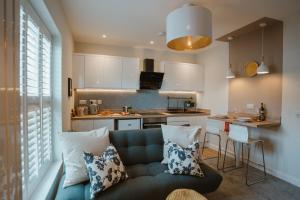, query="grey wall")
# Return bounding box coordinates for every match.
[228,22,283,120]
[75,90,196,110]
